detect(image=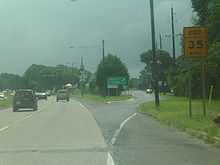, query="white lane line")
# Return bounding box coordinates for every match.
[0,126,9,132]
[77,101,116,165]
[111,113,137,145]
[79,102,87,110]
[13,114,33,125]
[107,152,115,165]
